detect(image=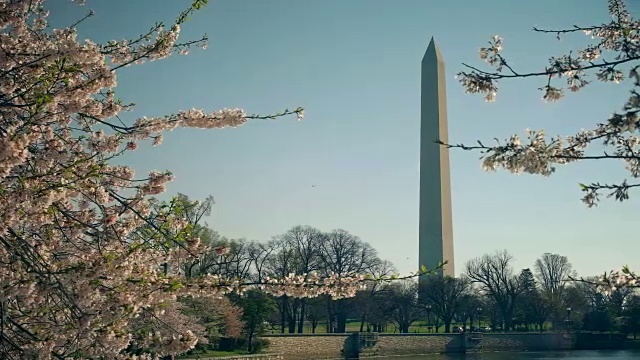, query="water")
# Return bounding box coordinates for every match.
[375,350,640,359]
